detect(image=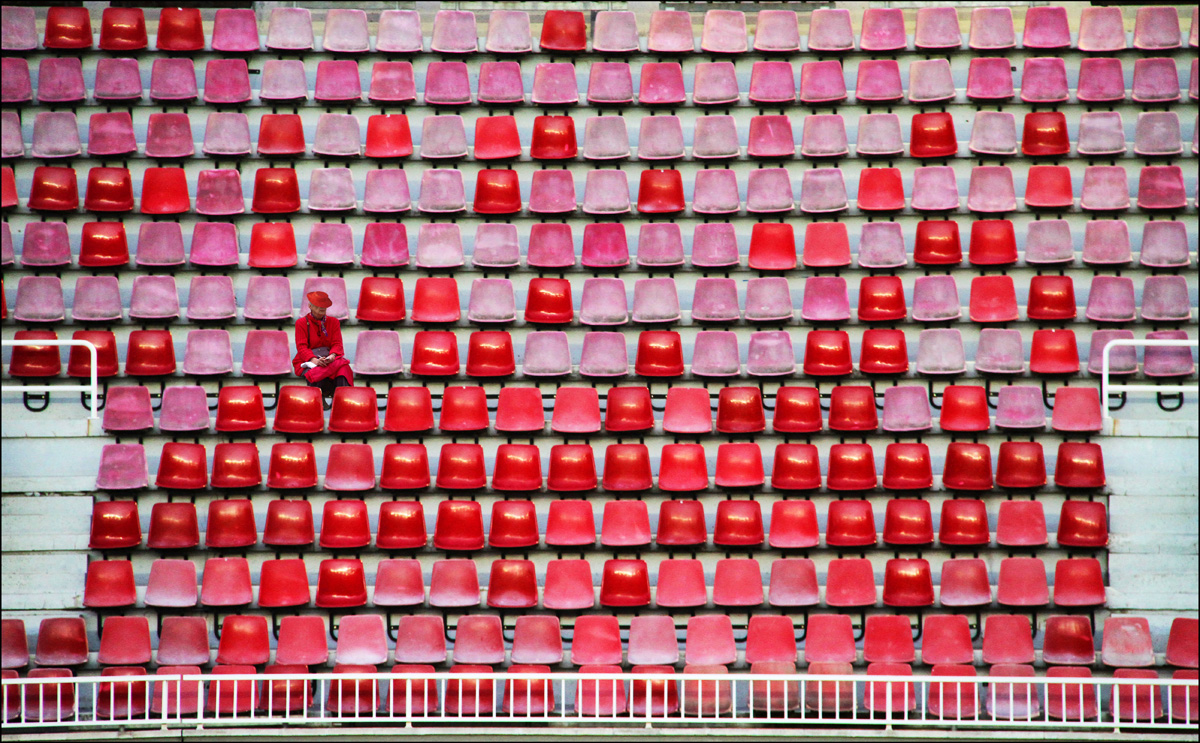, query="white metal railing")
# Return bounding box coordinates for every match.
[1100,338,1199,422]
[1,339,100,419]
[1,670,1196,733]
